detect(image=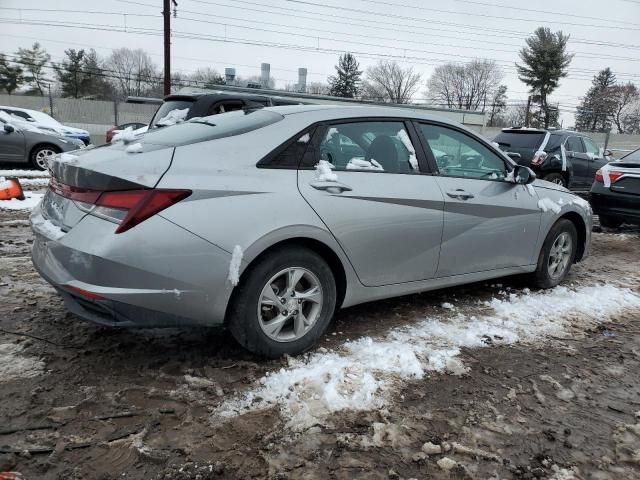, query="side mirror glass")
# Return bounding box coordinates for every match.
[513,165,536,185]
[3,123,15,133]
[506,151,521,161]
